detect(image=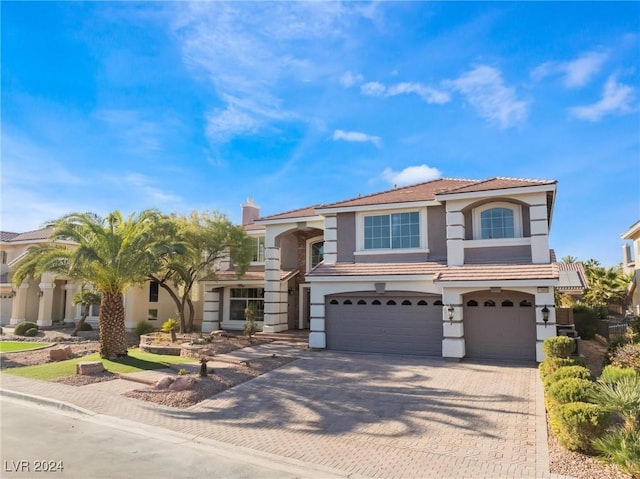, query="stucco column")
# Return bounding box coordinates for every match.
[322,215,337,264]
[263,246,288,333]
[308,286,326,349]
[202,289,220,333]
[37,281,55,327]
[535,289,557,362]
[64,283,79,322]
[445,204,465,266]
[441,289,465,359]
[10,282,30,325]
